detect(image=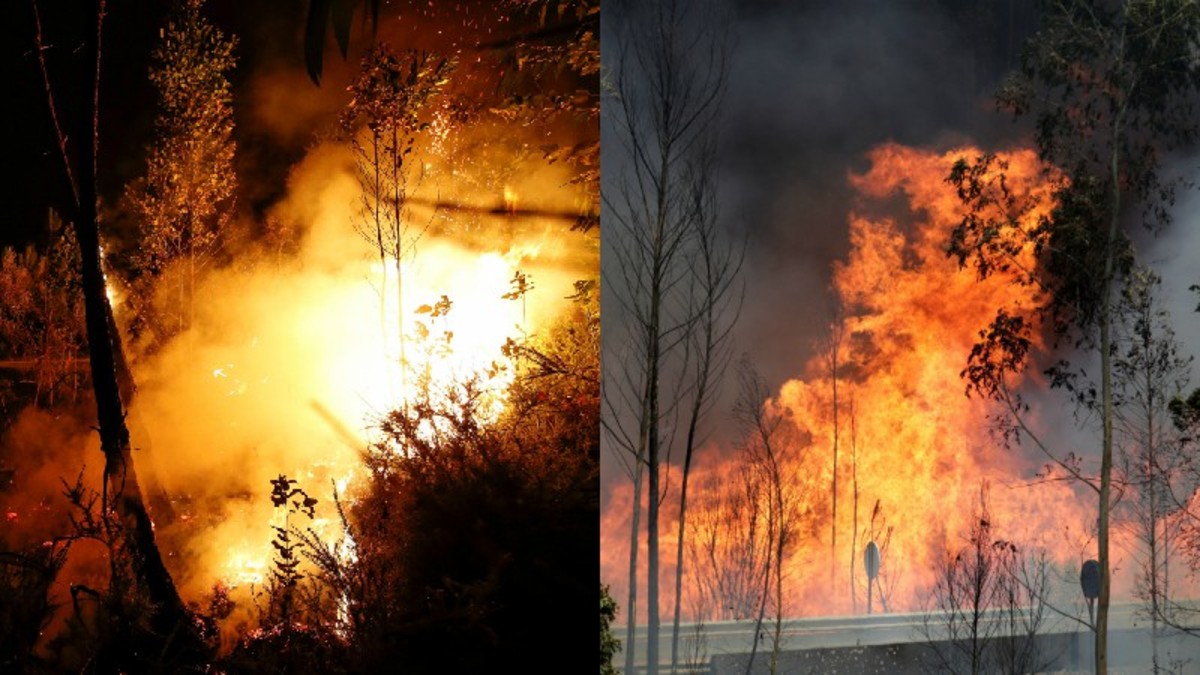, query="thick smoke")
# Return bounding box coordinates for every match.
[715,0,1033,397]
[600,2,1199,628]
[598,0,1036,505]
